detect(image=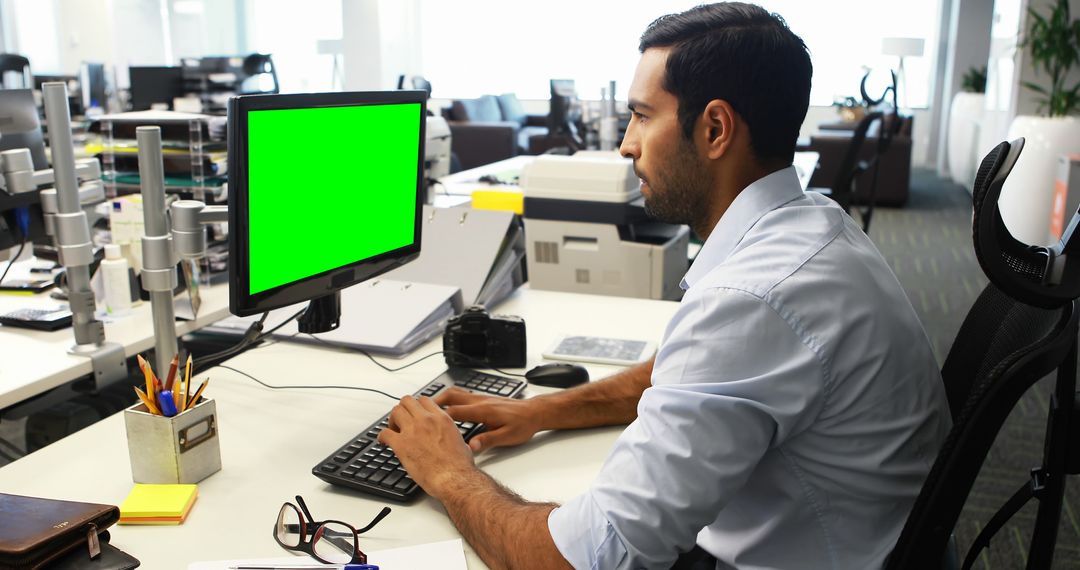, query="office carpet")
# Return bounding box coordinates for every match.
[871,168,1080,569]
[1,168,1078,566]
